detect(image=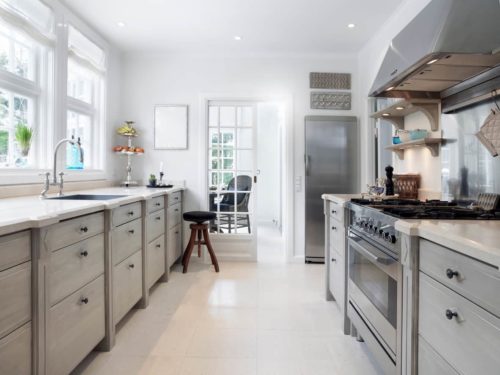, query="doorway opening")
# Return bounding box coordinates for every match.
[202,96,290,263]
[256,102,285,263]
